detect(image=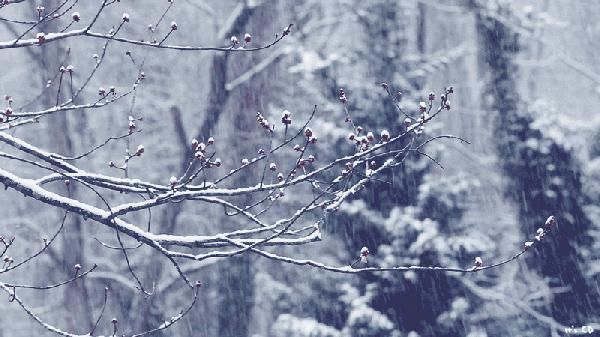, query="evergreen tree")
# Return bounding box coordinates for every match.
[474,2,600,326]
